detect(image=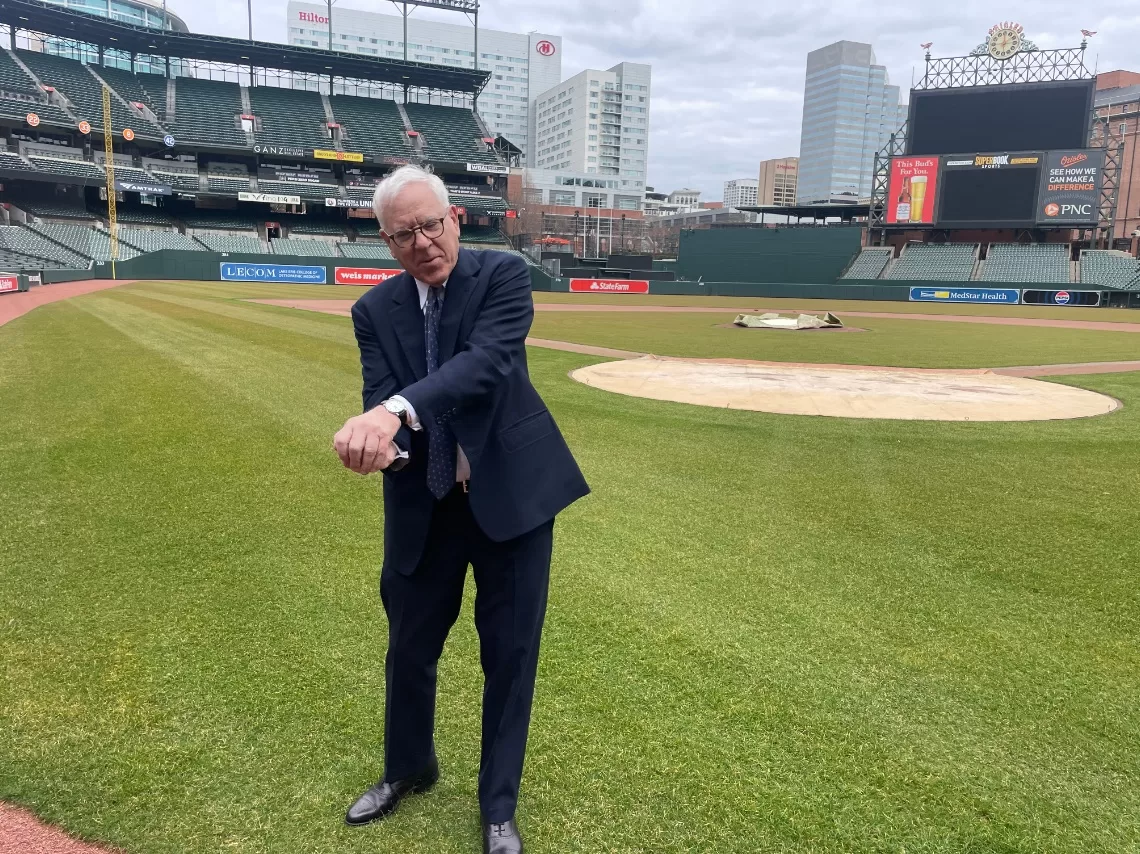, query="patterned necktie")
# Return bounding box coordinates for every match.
[424,286,456,499]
